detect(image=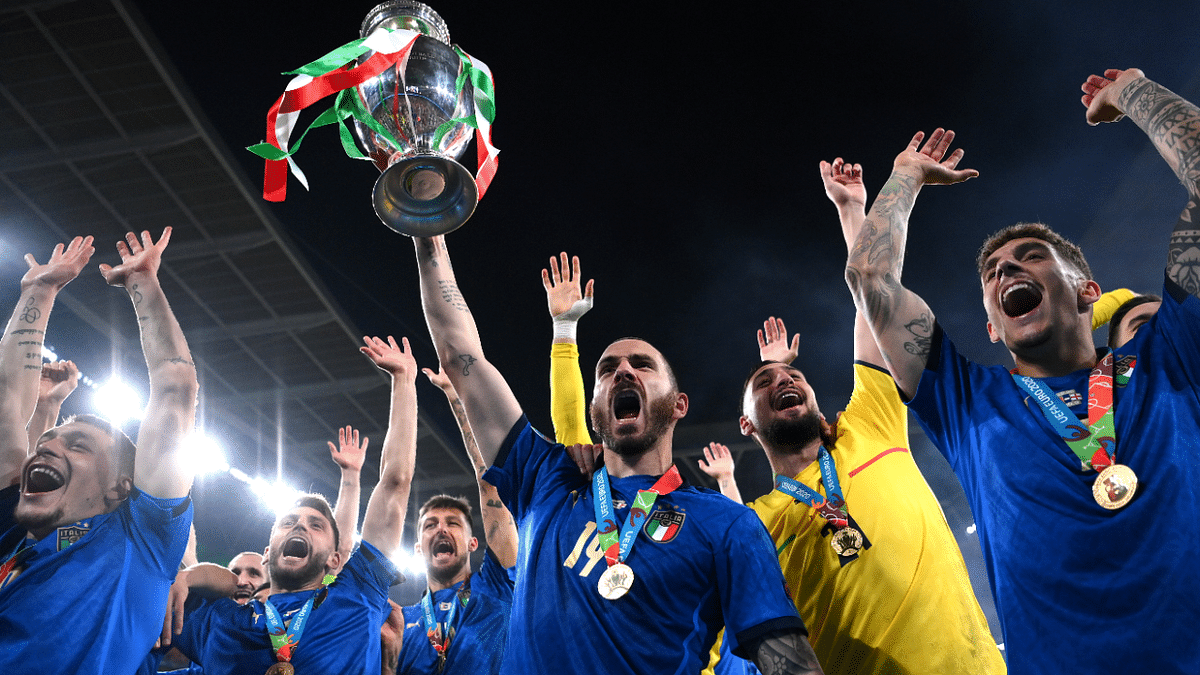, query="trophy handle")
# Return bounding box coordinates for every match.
[372,156,478,237]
